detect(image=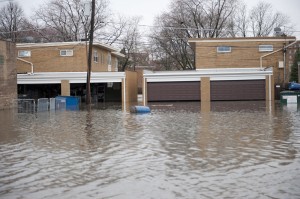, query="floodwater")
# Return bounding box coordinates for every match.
[0,101,300,199]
